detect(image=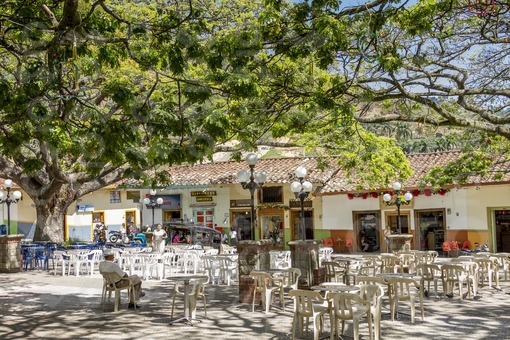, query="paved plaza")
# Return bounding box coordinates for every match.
[1,263,510,340]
